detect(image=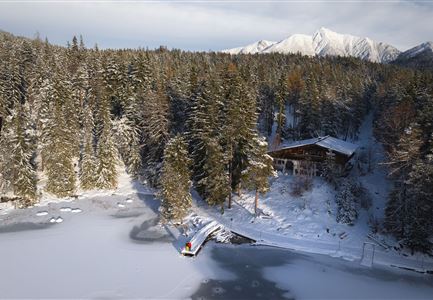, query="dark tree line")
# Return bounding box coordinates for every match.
[374,69,433,253]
